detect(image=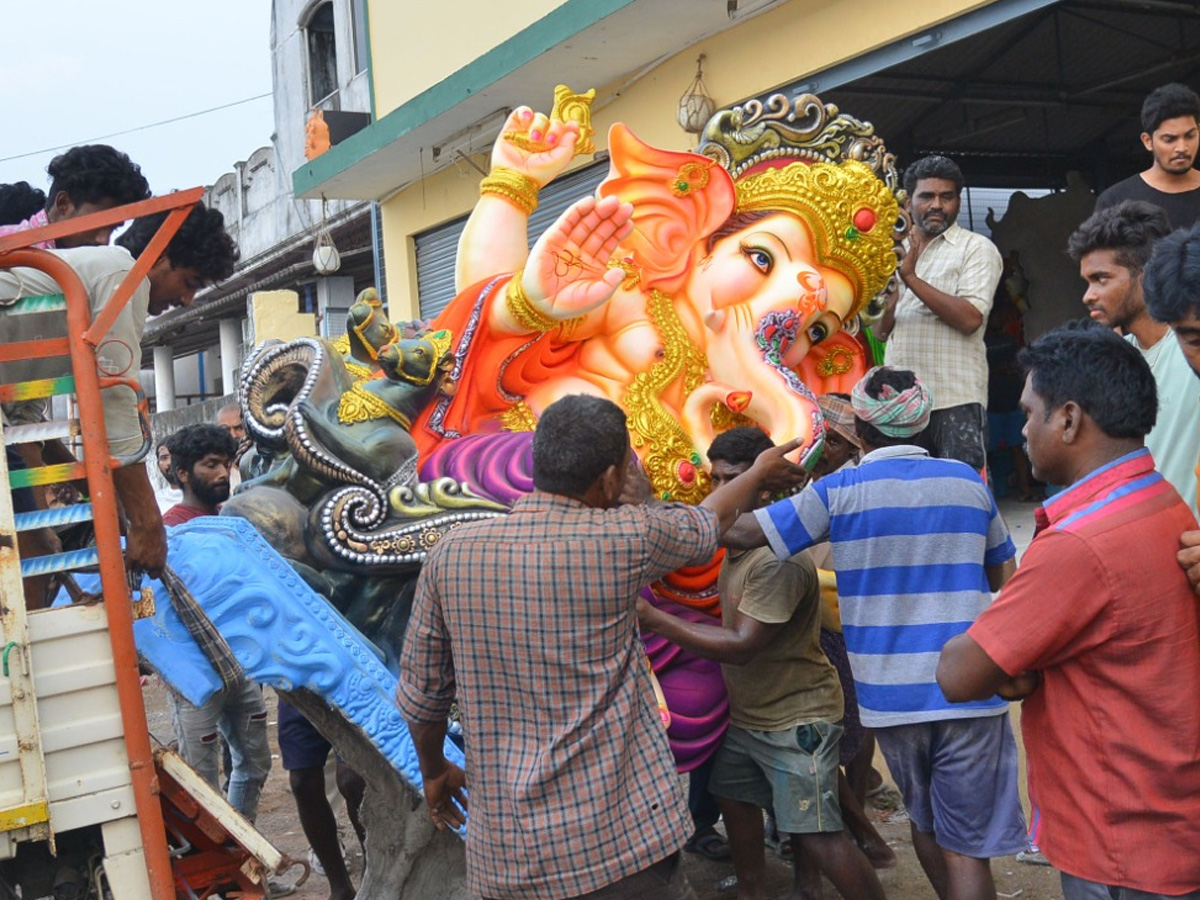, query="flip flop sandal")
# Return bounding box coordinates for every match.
[685,831,731,861]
